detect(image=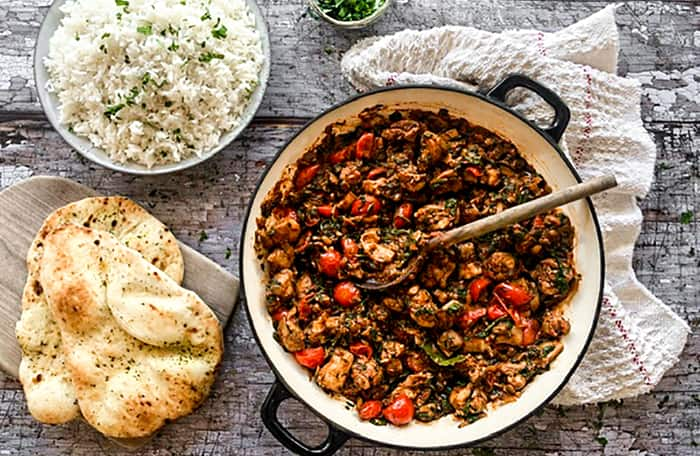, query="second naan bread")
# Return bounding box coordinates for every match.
[40,225,223,438]
[15,197,184,424]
